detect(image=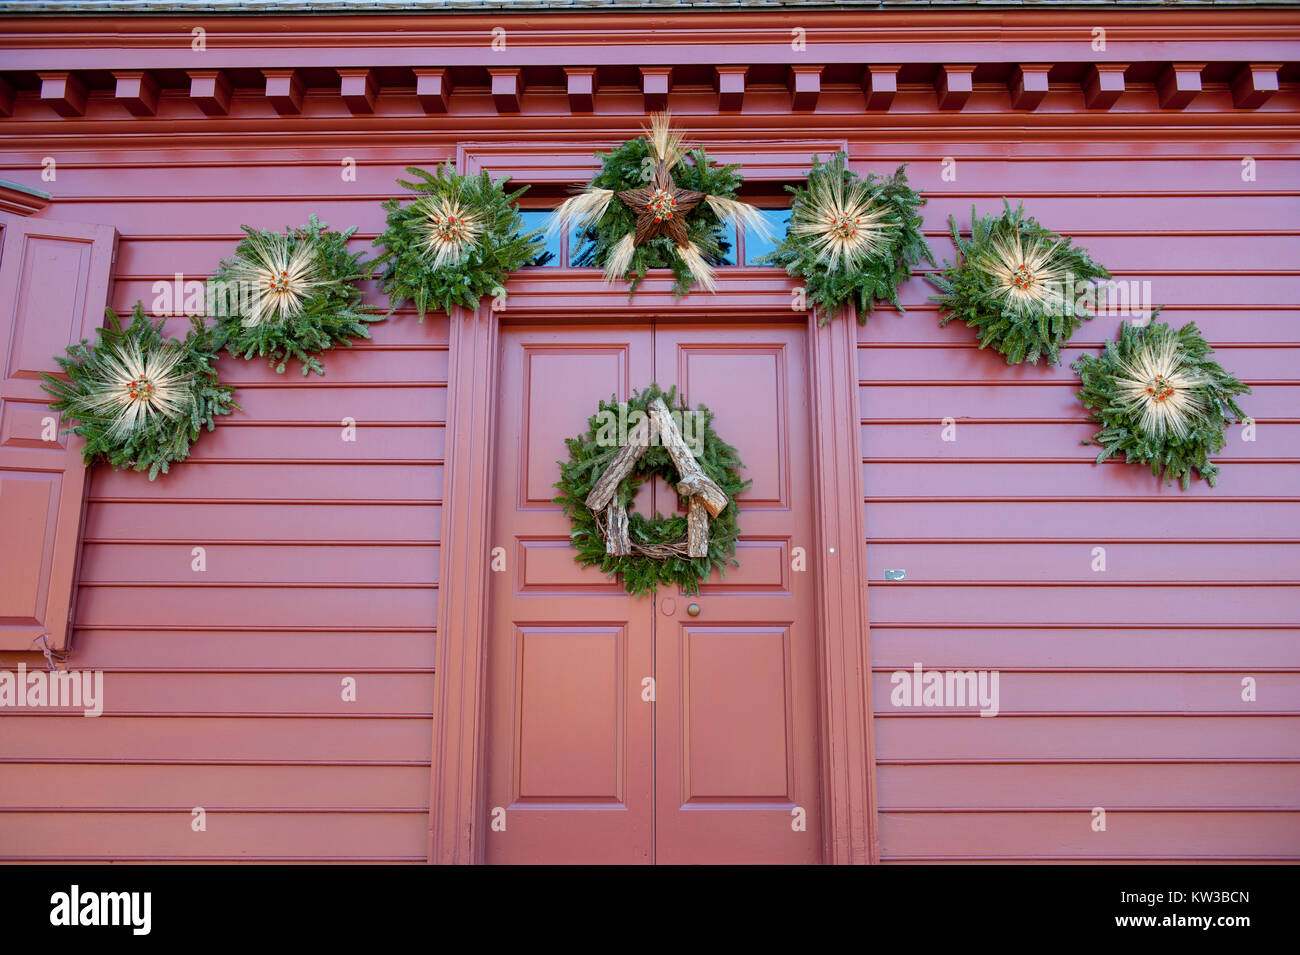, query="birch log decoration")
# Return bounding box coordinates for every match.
[686,496,709,558]
[647,397,728,516]
[605,499,632,555]
[557,387,747,596]
[585,414,650,511]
